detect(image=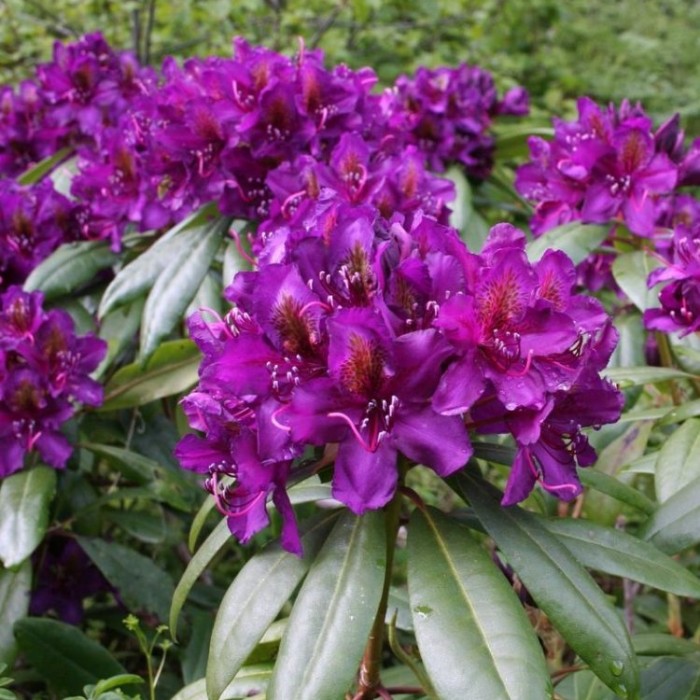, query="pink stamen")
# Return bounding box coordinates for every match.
[327,411,375,452]
[509,349,534,377]
[271,404,292,432]
[230,228,257,267]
